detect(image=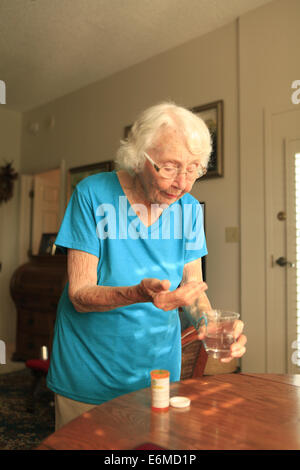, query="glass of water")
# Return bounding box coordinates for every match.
[197,310,240,359]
